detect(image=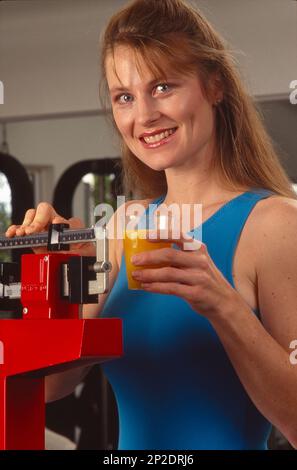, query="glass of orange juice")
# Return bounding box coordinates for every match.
[124,212,173,290]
